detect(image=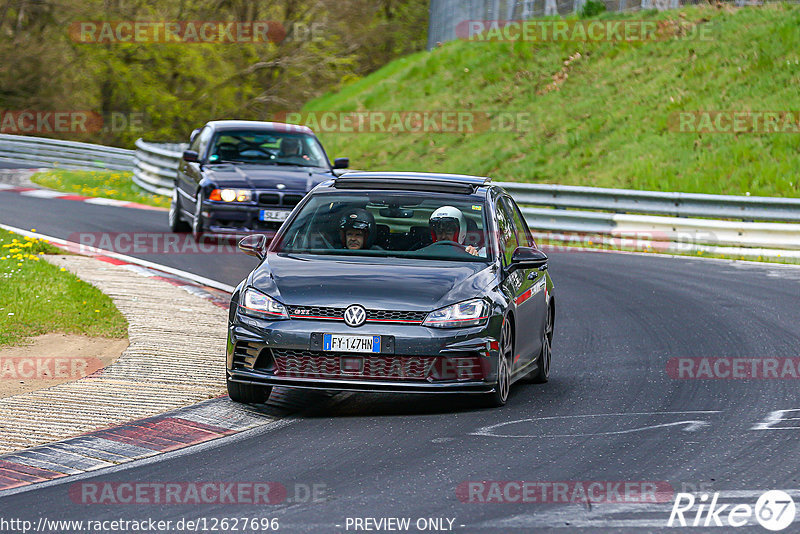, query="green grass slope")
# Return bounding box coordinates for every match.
[306,4,800,197]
